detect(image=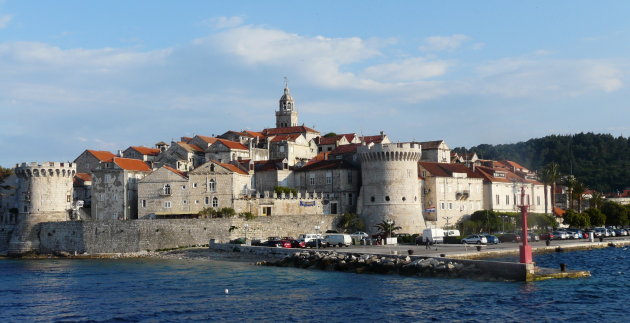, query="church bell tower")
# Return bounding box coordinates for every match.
[275,78,298,128]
